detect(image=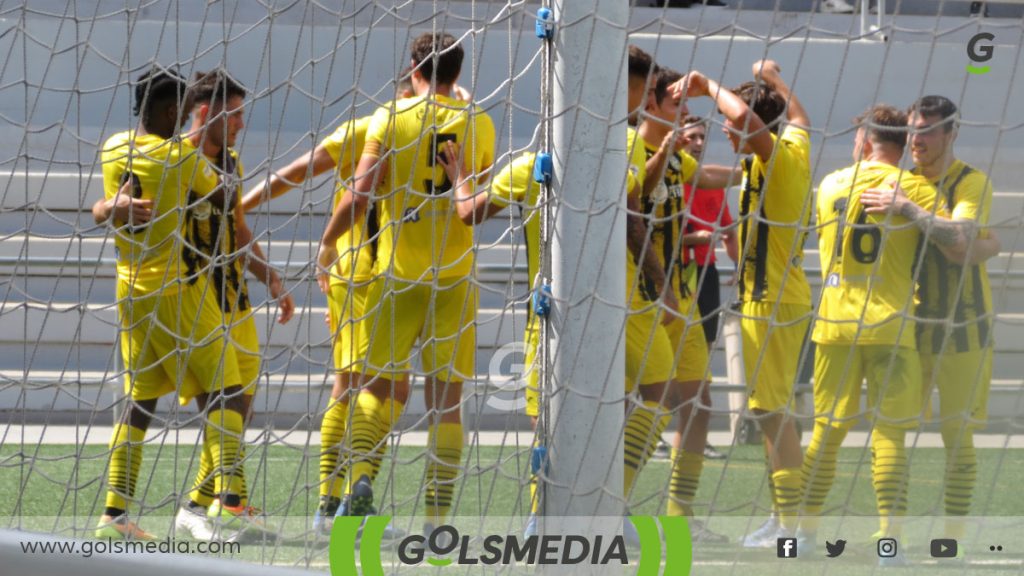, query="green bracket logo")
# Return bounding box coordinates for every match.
[330,515,692,574]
